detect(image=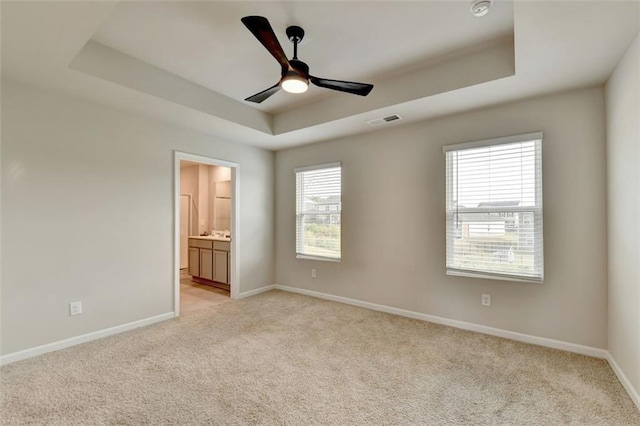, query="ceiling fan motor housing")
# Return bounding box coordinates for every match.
[286,59,309,79]
[286,25,305,43]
